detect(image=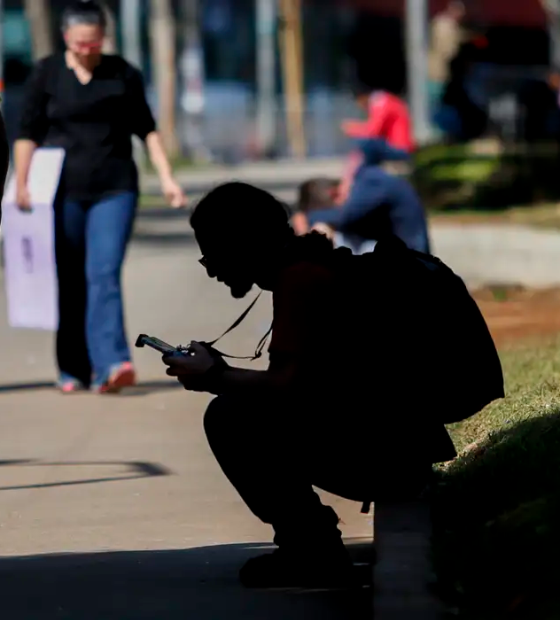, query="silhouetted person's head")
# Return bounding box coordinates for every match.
[297,178,340,213]
[191,182,292,298]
